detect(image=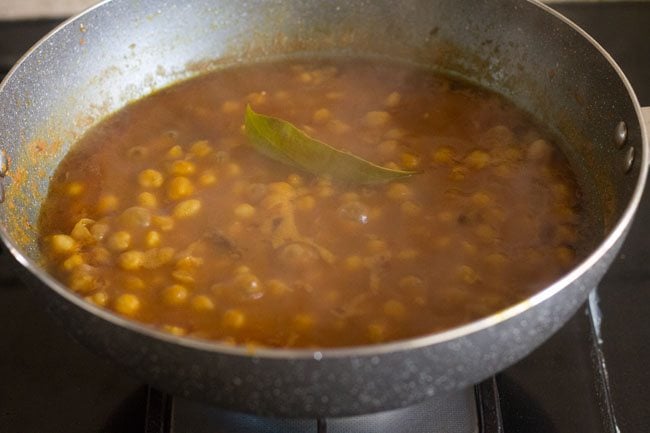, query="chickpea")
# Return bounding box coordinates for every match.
[298,72,312,83]
[234,203,256,219]
[172,270,195,285]
[50,234,77,255]
[339,192,359,203]
[449,166,467,181]
[167,176,194,200]
[118,250,145,271]
[143,247,175,269]
[198,170,218,186]
[170,160,196,176]
[400,152,420,169]
[138,169,164,188]
[163,325,187,336]
[90,222,109,241]
[87,291,108,307]
[485,253,508,267]
[89,247,111,266]
[312,108,331,124]
[325,91,343,100]
[226,162,241,177]
[123,275,146,291]
[145,230,161,248]
[66,181,84,196]
[69,271,96,293]
[494,164,513,178]
[107,231,131,252]
[475,224,497,241]
[386,183,411,201]
[383,300,406,318]
[471,192,492,207]
[296,195,315,212]
[227,221,244,237]
[268,182,294,196]
[234,273,263,296]
[364,111,391,128]
[176,255,204,270]
[114,294,140,316]
[173,199,202,219]
[399,275,424,290]
[464,150,491,169]
[138,192,158,208]
[62,254,84,271]
[384,91,401,107]
[527,139,553,161]
[267,279,291,296]
[344,255,364,271]
[152,215,174,231]
[234,265,251,275]
[462,241,478,255]
[293,313,315,331]
[221,100,241,113]
[287,173,303,187]
[163,284,189,305]
[71,218,95,244]
[384,162,400,170]
[397,249,419,260]
[367,323,386,342]
[247,91,267,105]
[431,147,454,165]
[166,145,184,160]
[192,295,215,311]
[190,140,212,157]
[96,194,119,214]
[378,140,398,157]
[327,119,351,135]
[223,309,246,328]
[318,186,334,198]
[481,125,515,148]
[337,201,369,224]
[385,128,406,140]
[324,290,341,304]
[458,265,479,284]
[119,207,151,228]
